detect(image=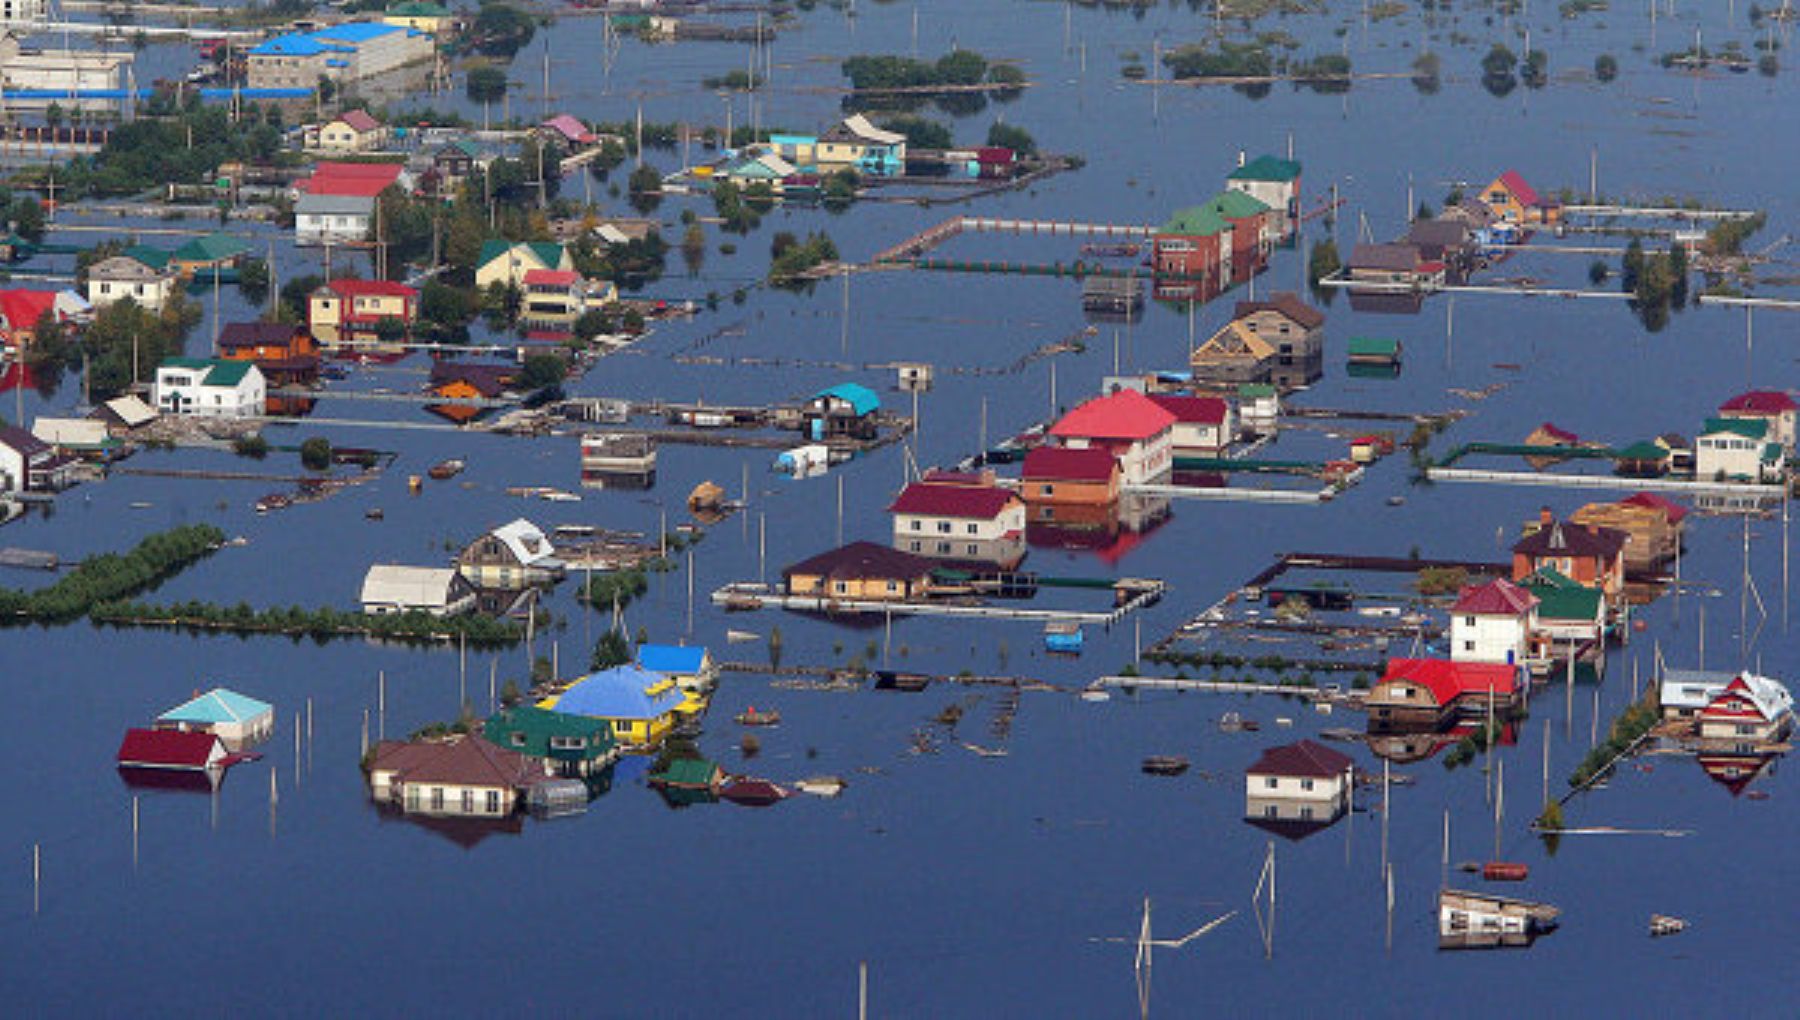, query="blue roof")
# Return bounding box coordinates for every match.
[157,687,273,726]
[549,665,685,721]
[315,22,410,43]
[249,35,345,57]
[815,382,879,416]
[638,644,708,676]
